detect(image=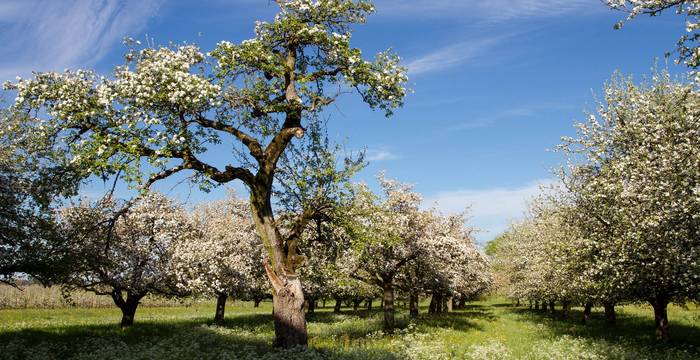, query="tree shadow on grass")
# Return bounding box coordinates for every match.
[0,318,405,360]
[310,306,495,332]
[0,304,511,360]
[505,305,700,357]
